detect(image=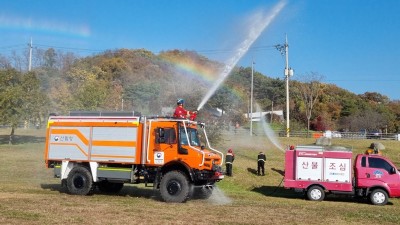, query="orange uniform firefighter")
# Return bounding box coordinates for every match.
[257,152,266,176]
[173,99,197,120]
[225,148,235,176]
